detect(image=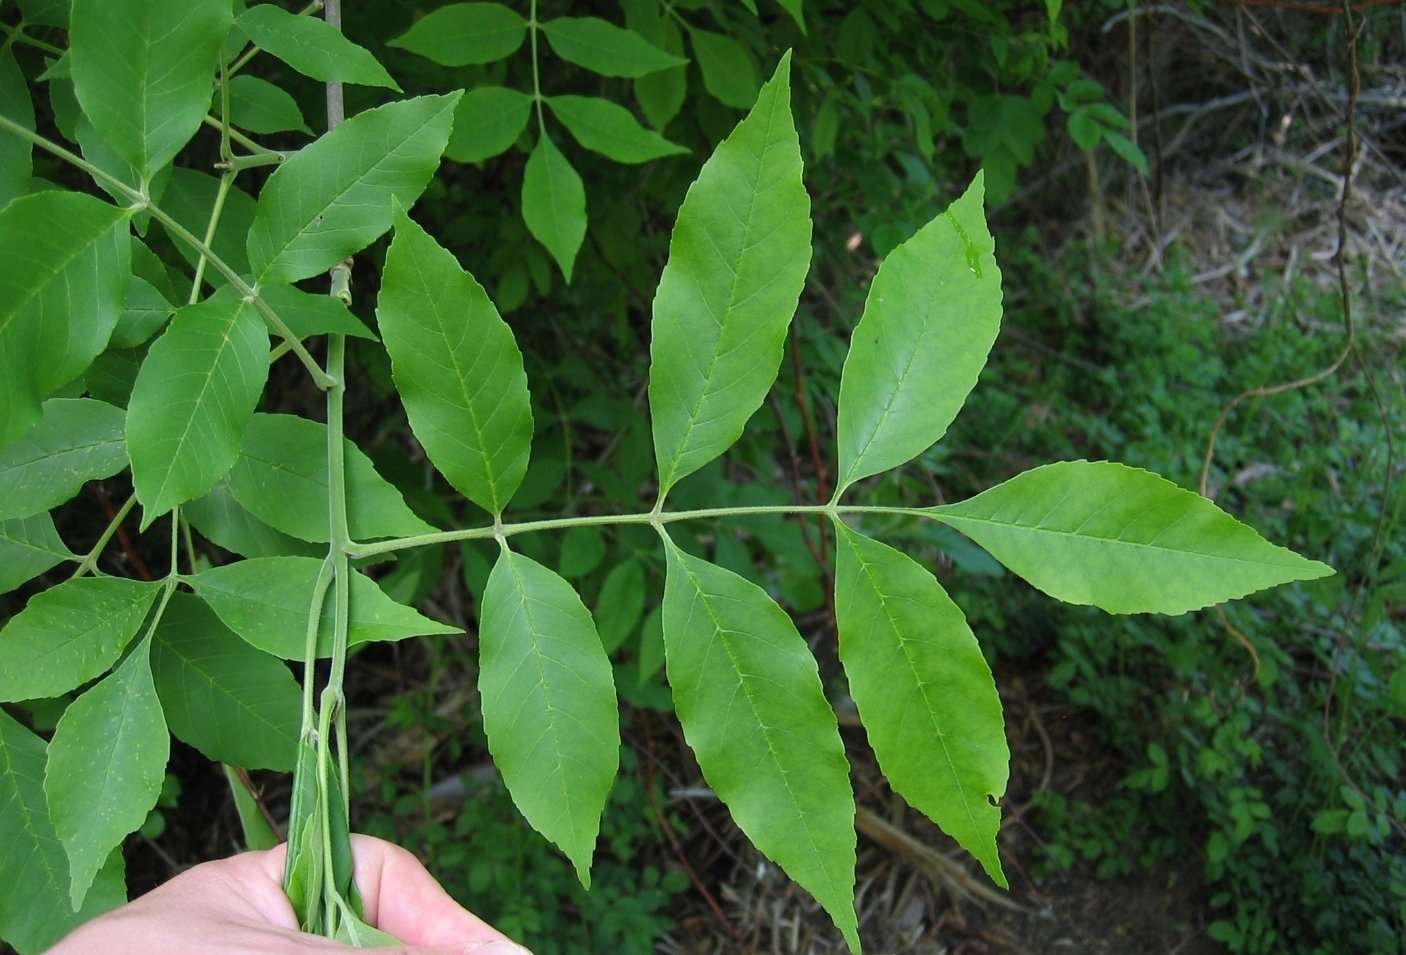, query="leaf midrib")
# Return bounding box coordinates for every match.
[145,302,252,510]
[841,532,977,828]
[673,550,844,893]
[660,81,782,489]
[402,245,502,512]
[160,635,293,743]
[505,555,578,847]
[931,510,1314,570]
